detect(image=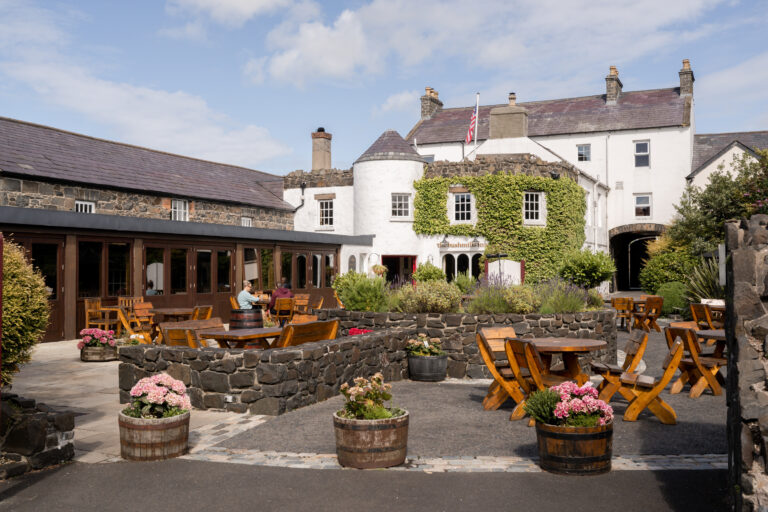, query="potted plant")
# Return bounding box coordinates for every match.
[371,264,387,277]
[524,381,614,475]
[405,334,448,382]
[333,373,408,469]
[118,373,192,461]
[78,328,118,362]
